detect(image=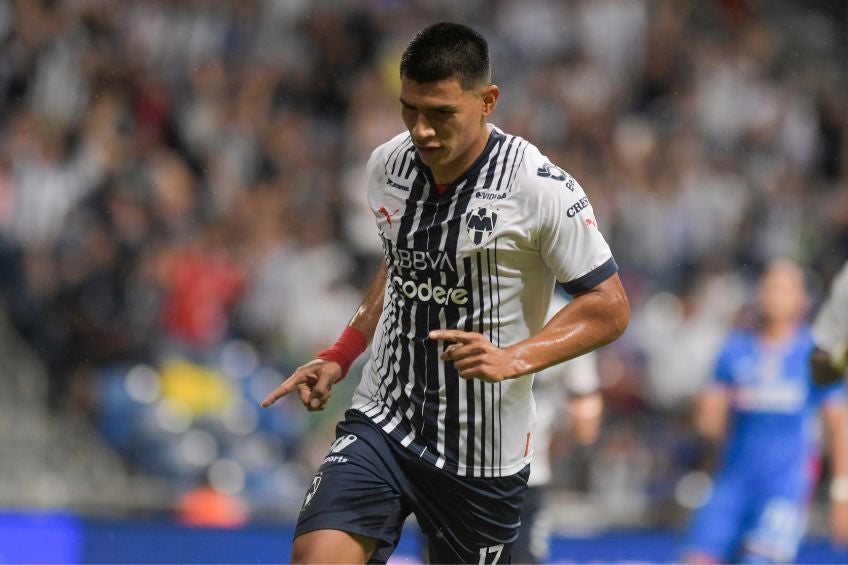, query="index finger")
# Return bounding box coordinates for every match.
[428,329,480,343]
[261,372,310,408]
